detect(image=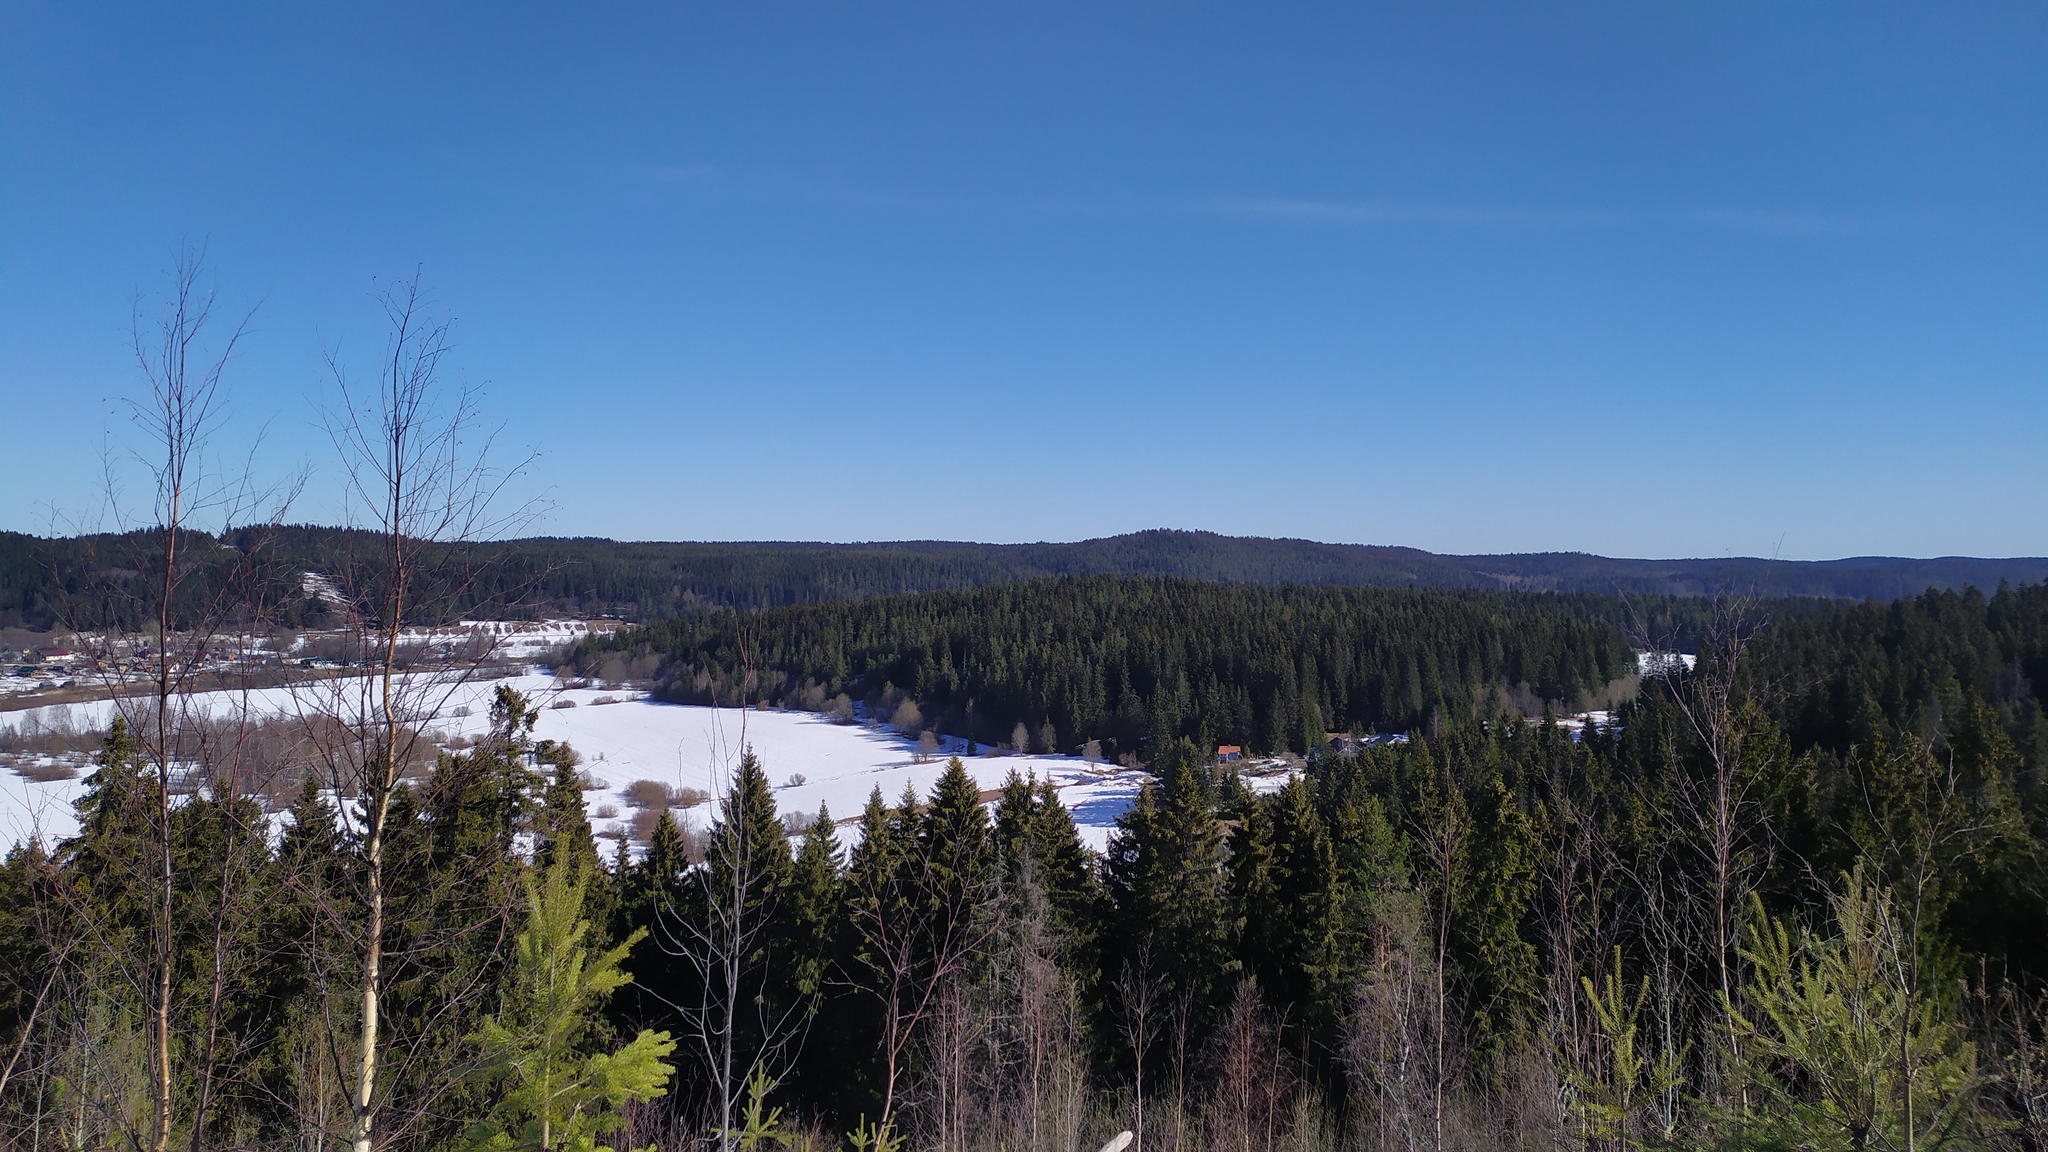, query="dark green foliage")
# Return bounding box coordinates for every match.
[782,805,842,1000]
[1101,739,1231,1067]
[992,771,1099,944]
[375,713,541,1147]
[609,810,689,1033]
[12,582,2048,1149]
[917,758,996,947]
[10,527,2043,630]
[610,575,1642,757]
